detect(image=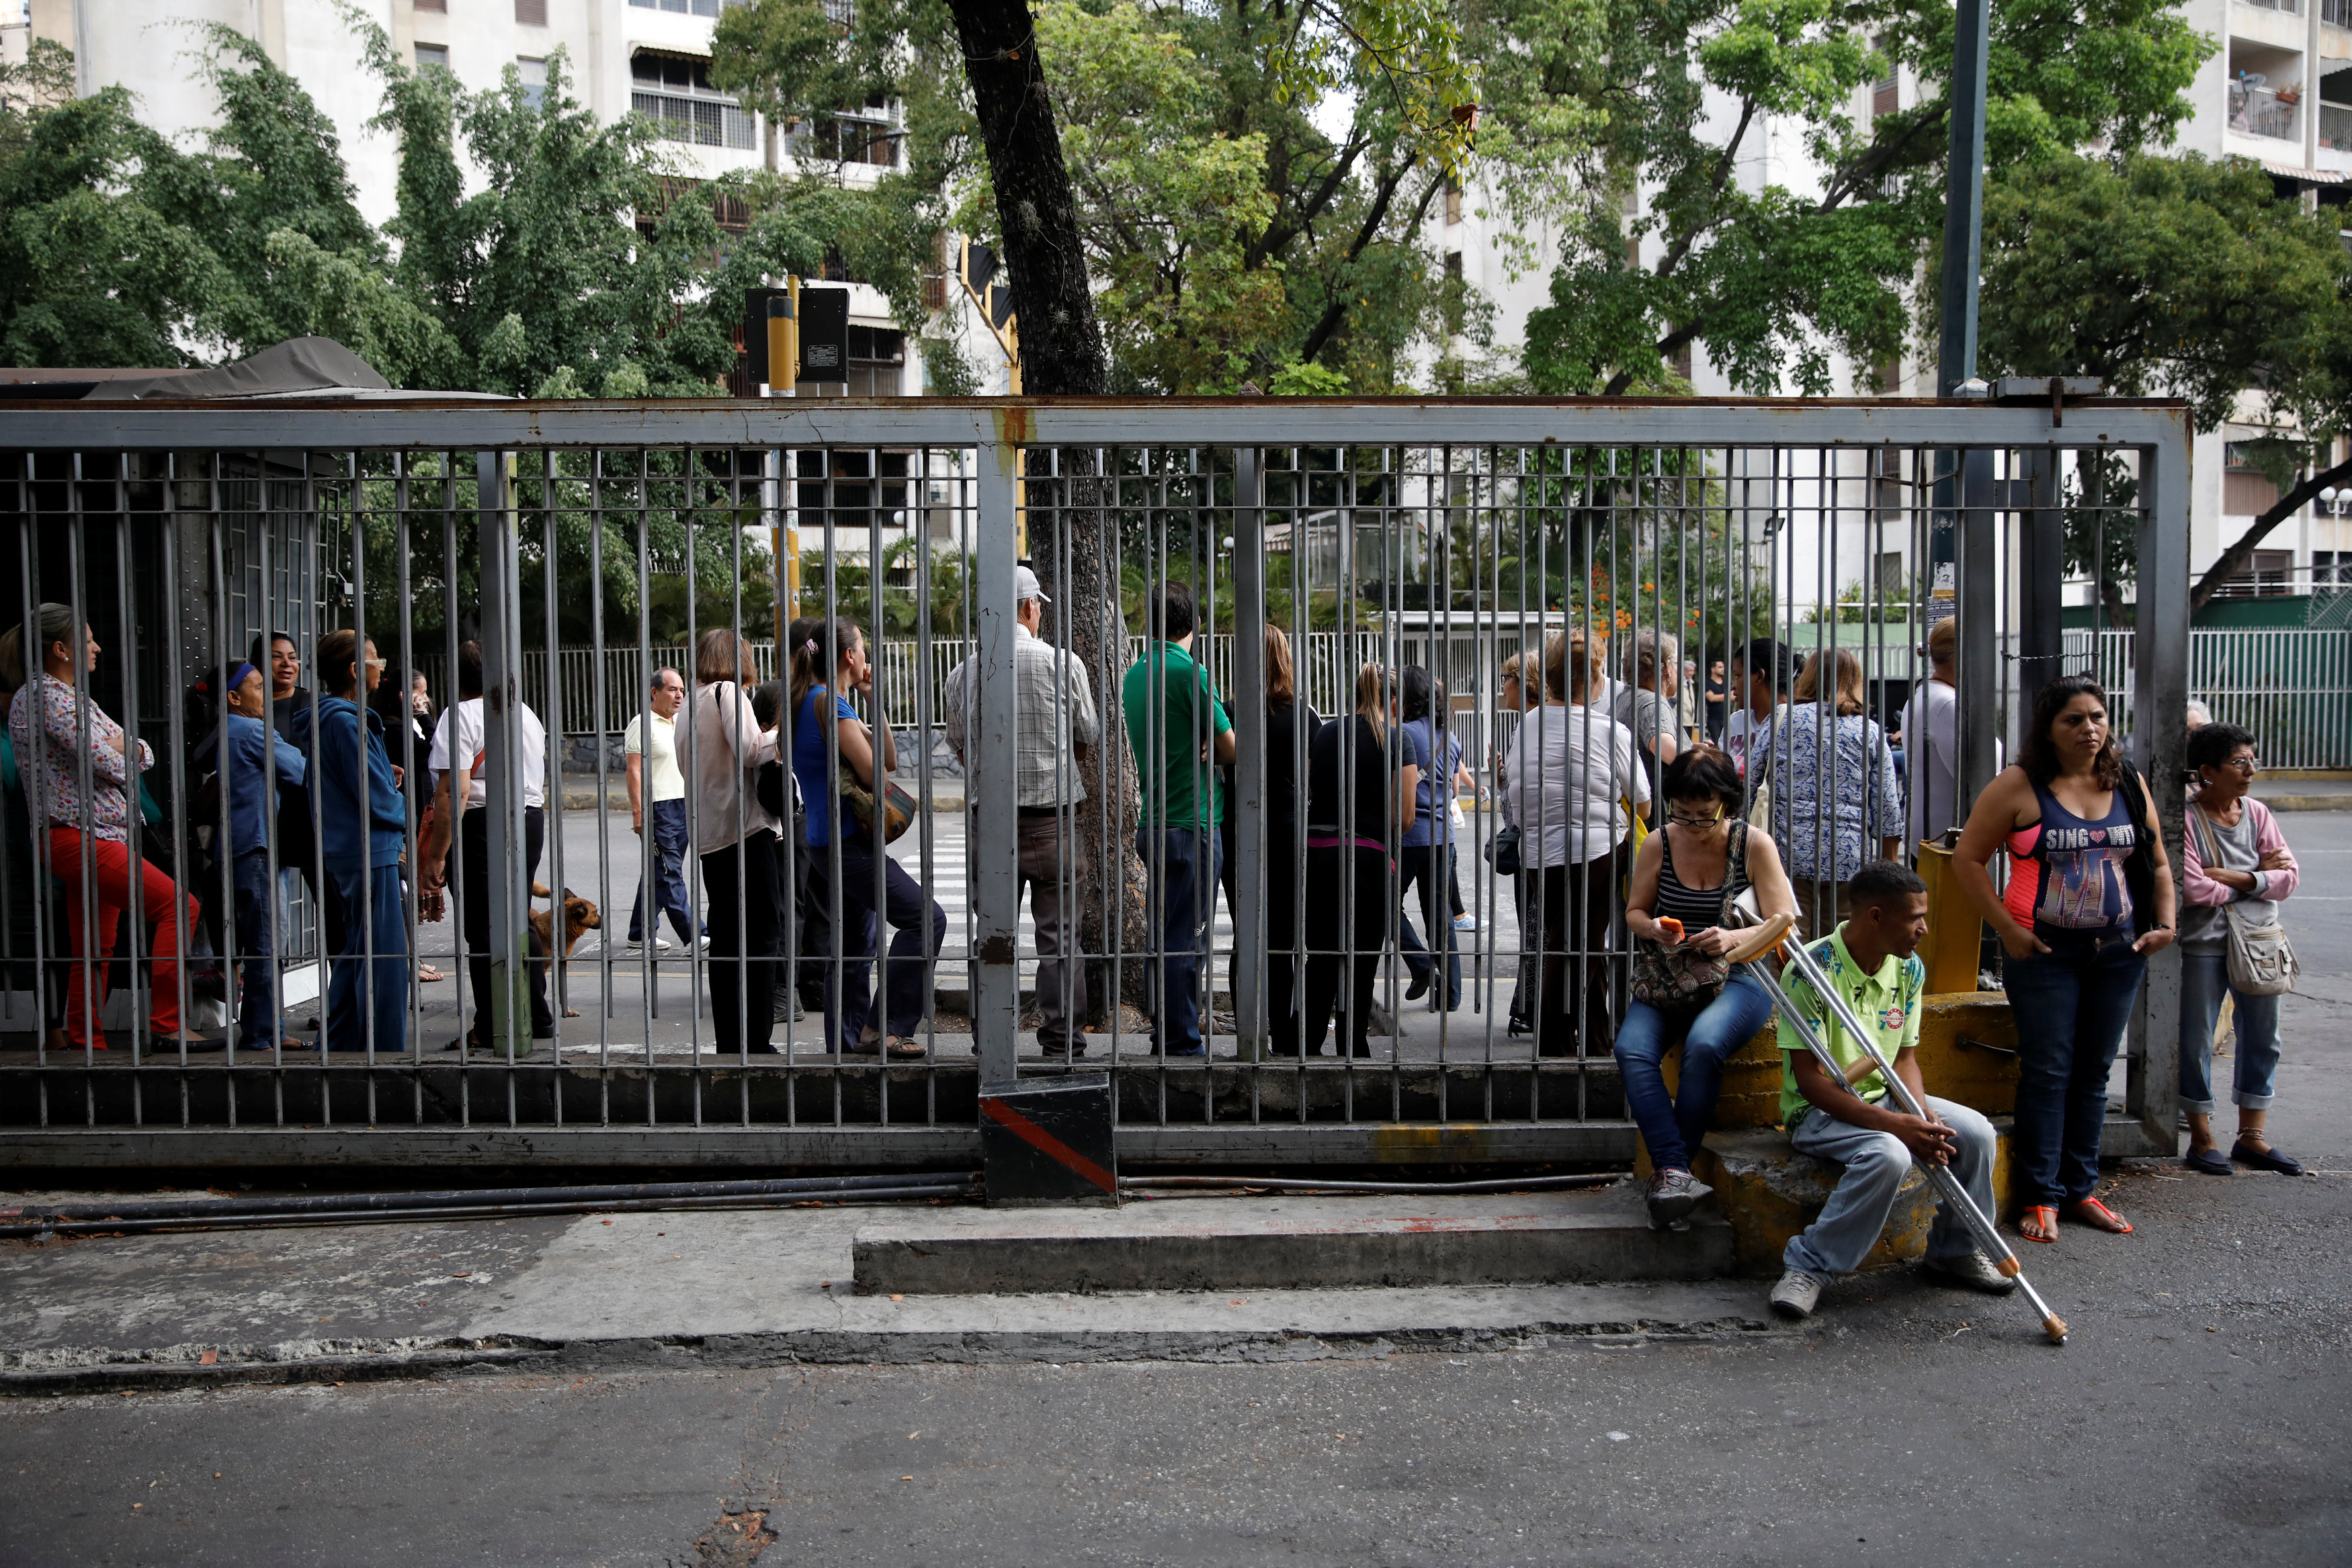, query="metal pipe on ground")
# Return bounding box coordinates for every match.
[0,1172,984,1239]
